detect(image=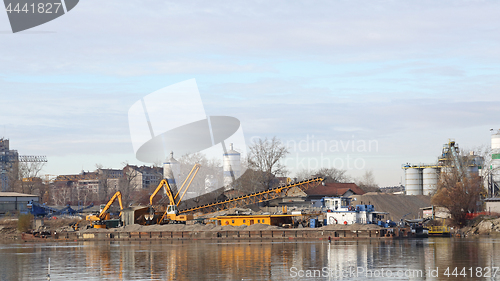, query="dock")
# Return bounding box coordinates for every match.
[21,227,423,242]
